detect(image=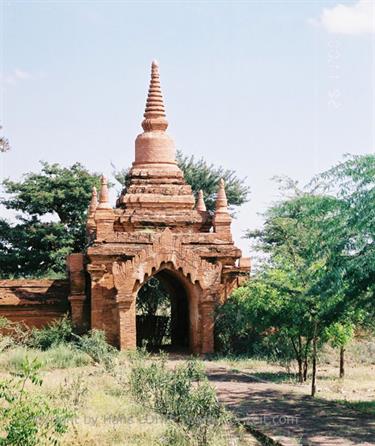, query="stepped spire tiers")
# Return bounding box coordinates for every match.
[133,60,178,171]
[118,60,194,211]
[196,190,207,212]
[142,60,168,132]
[97,176,111,209]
